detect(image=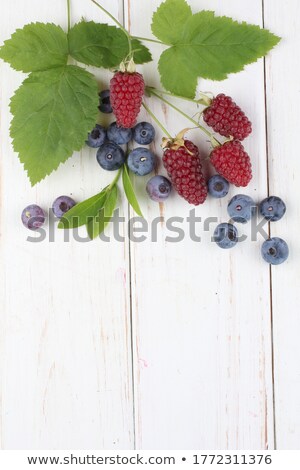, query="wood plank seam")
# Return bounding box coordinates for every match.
[261,0,277,450]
